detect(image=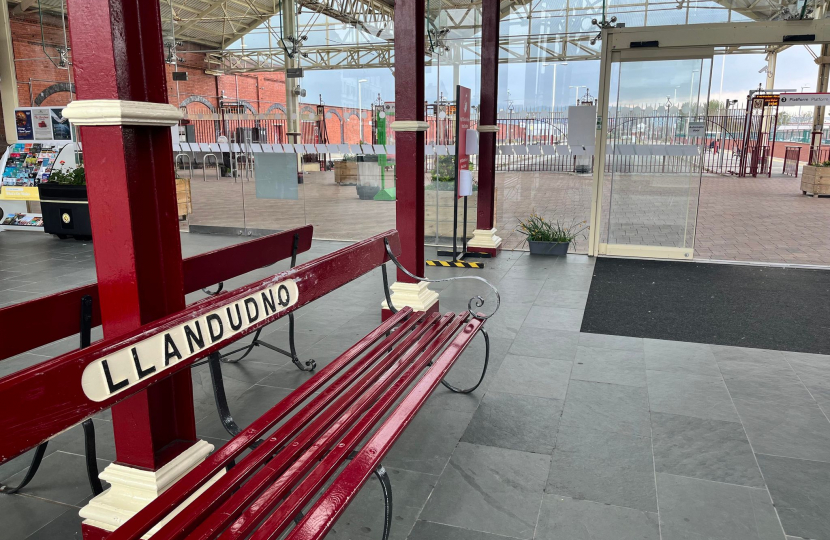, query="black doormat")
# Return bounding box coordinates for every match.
[581,258,830,354]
